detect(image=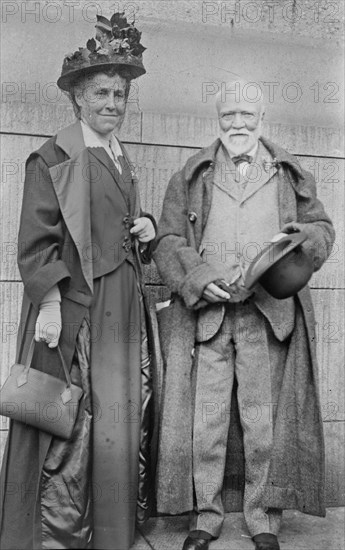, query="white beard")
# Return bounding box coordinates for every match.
[220,120,262,156]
